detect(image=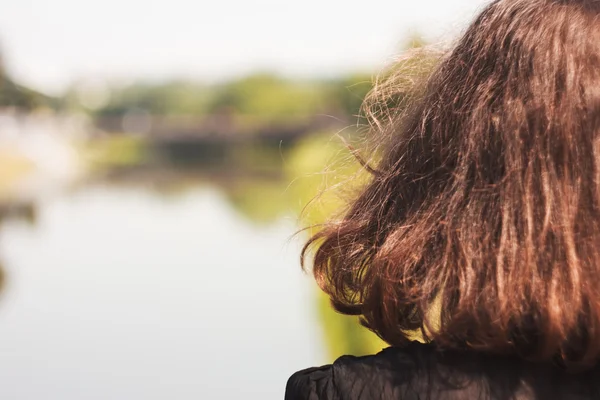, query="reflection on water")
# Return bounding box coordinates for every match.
[0,184,324,399]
